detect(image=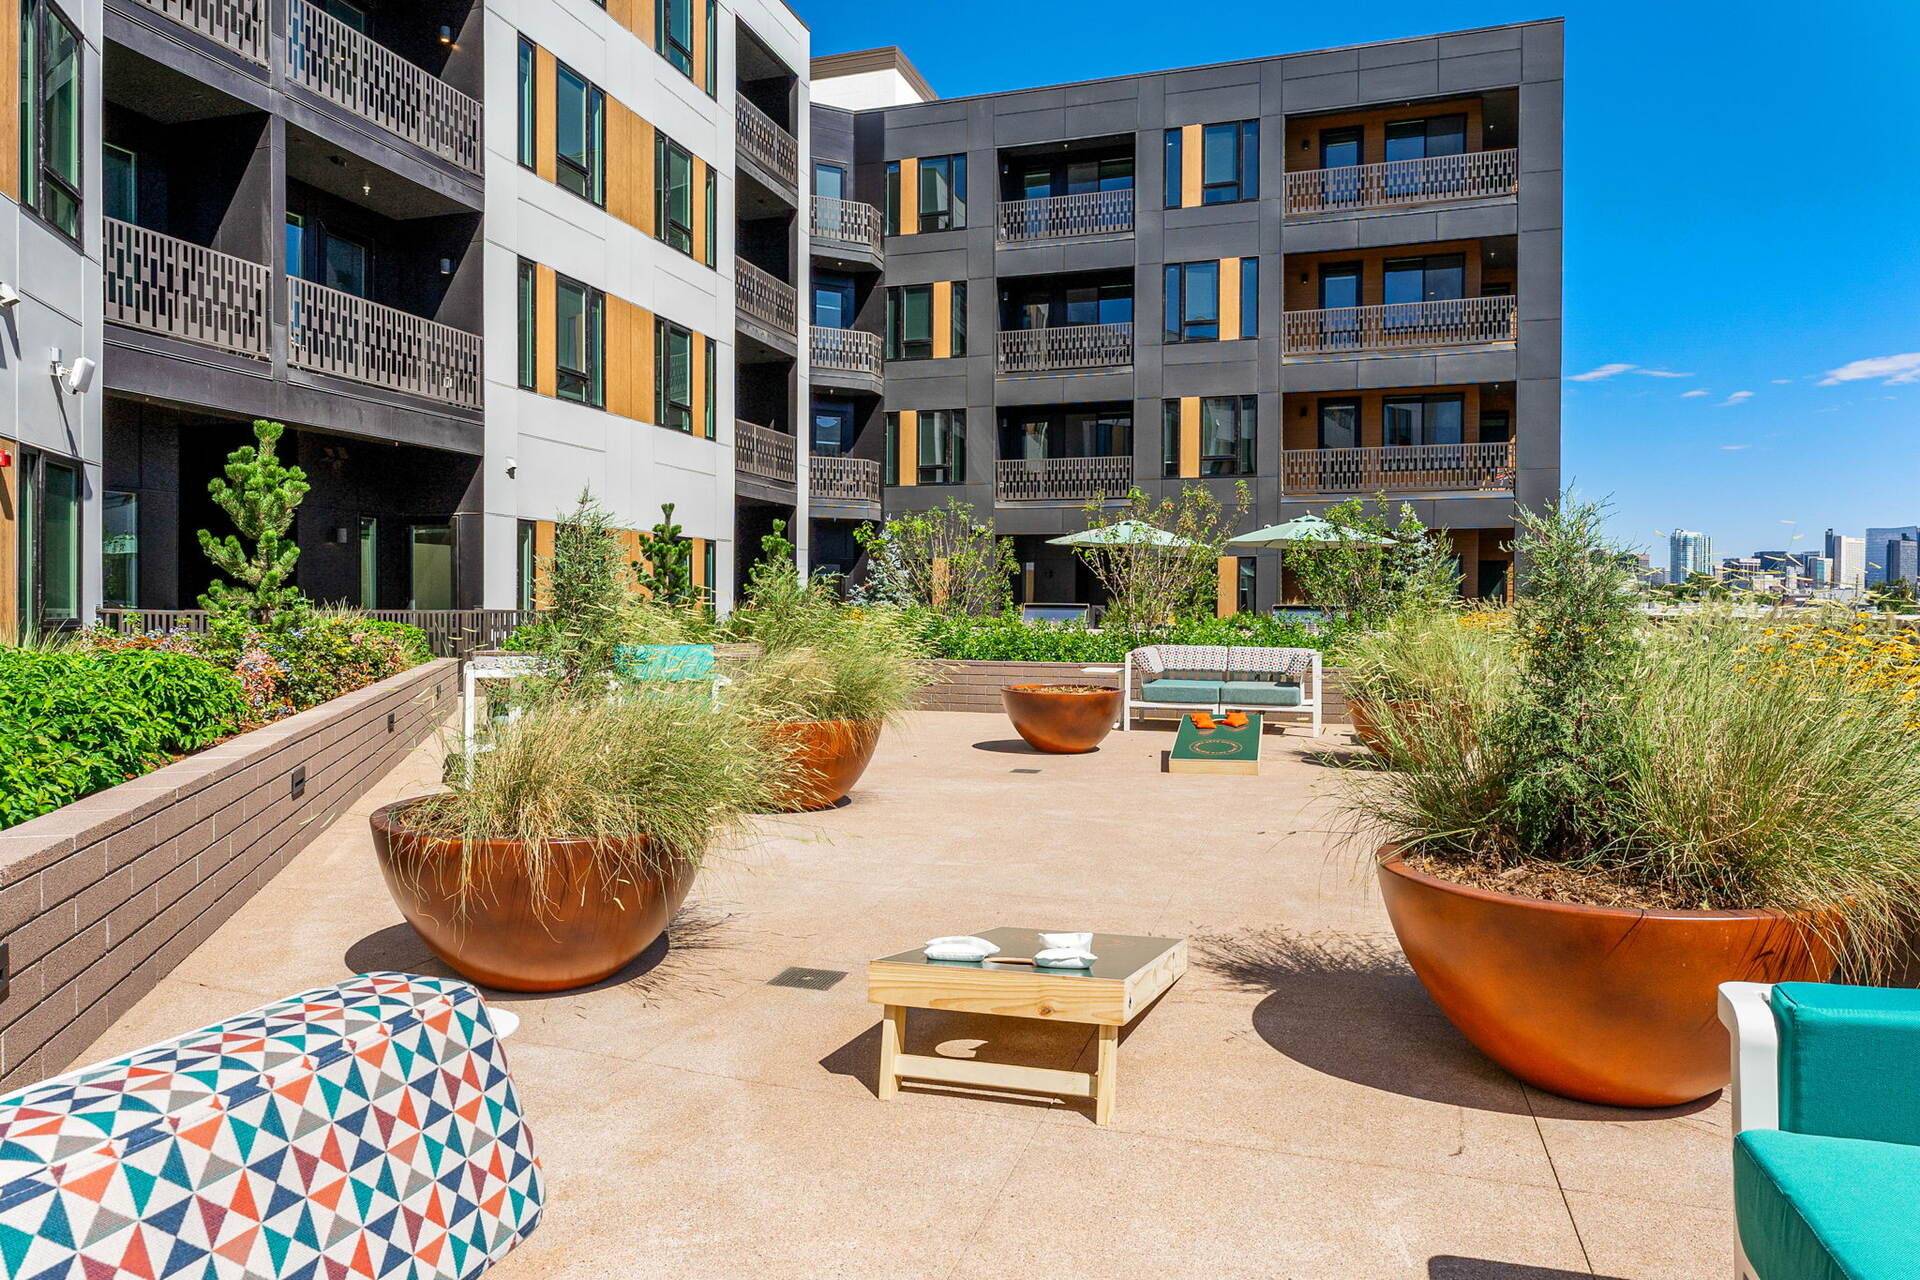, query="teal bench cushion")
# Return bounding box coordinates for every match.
[1140,679,1226,705]
[1222,680,1302,707]
[1162,667,1227,684]
[1774,983,1920,1147]
[613,643,716,682]
[1736,1129,1920,1280]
